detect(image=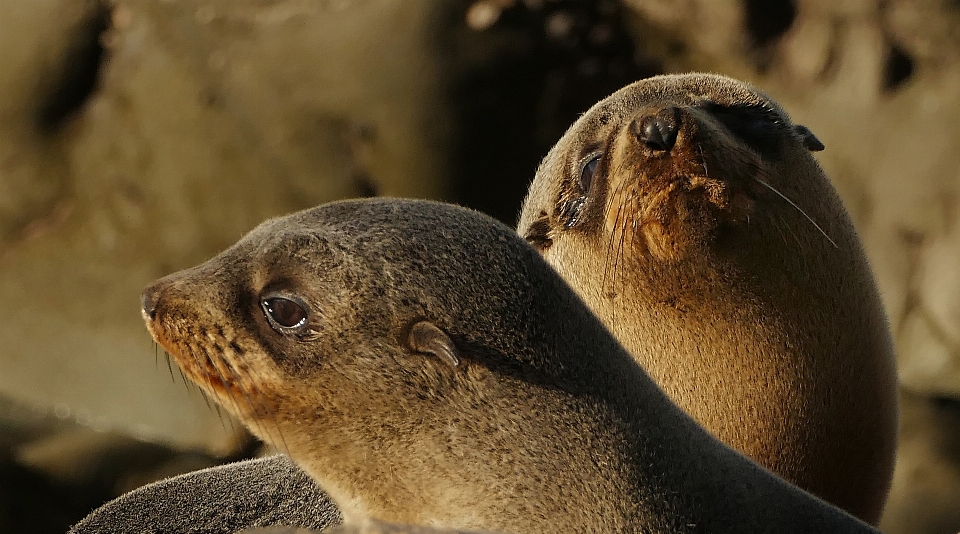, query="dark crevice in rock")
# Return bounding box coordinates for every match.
[882,42,915,92]
[933,395,960,414]
[37,1,111,133]
[353,171,380,198]
[443,0,661,224]
[744,0,797,48]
